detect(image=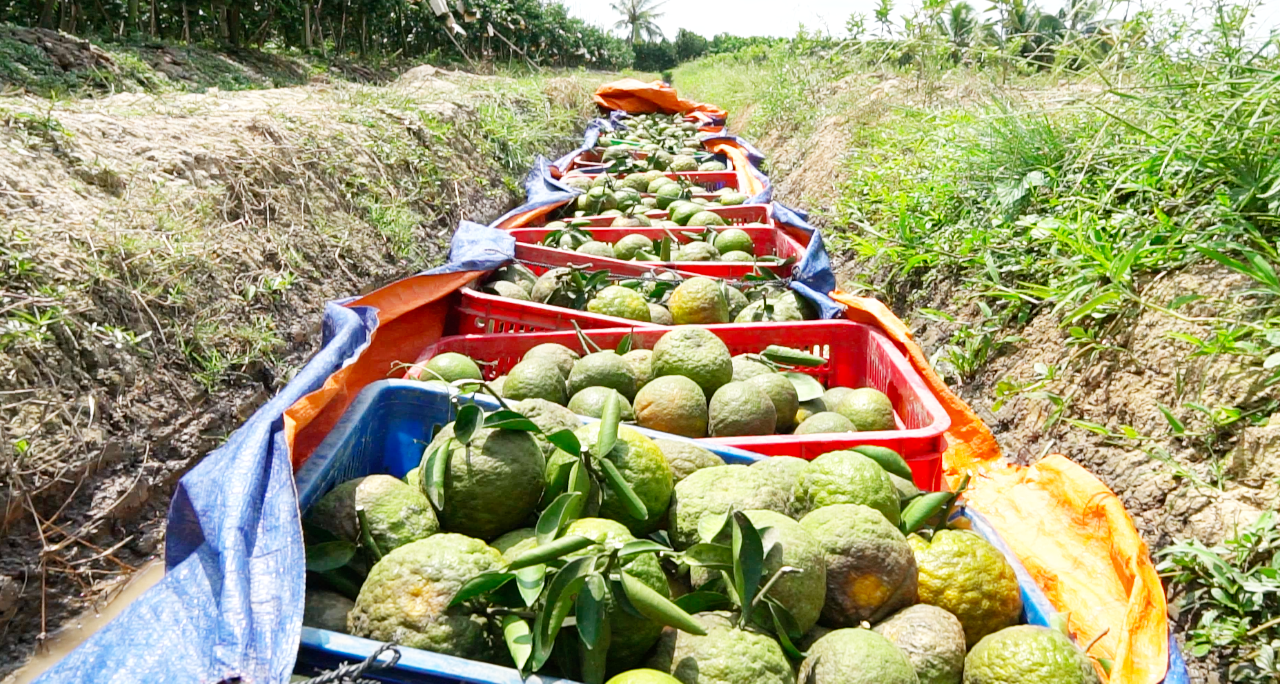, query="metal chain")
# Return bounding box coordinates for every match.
[297,643,401,684]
